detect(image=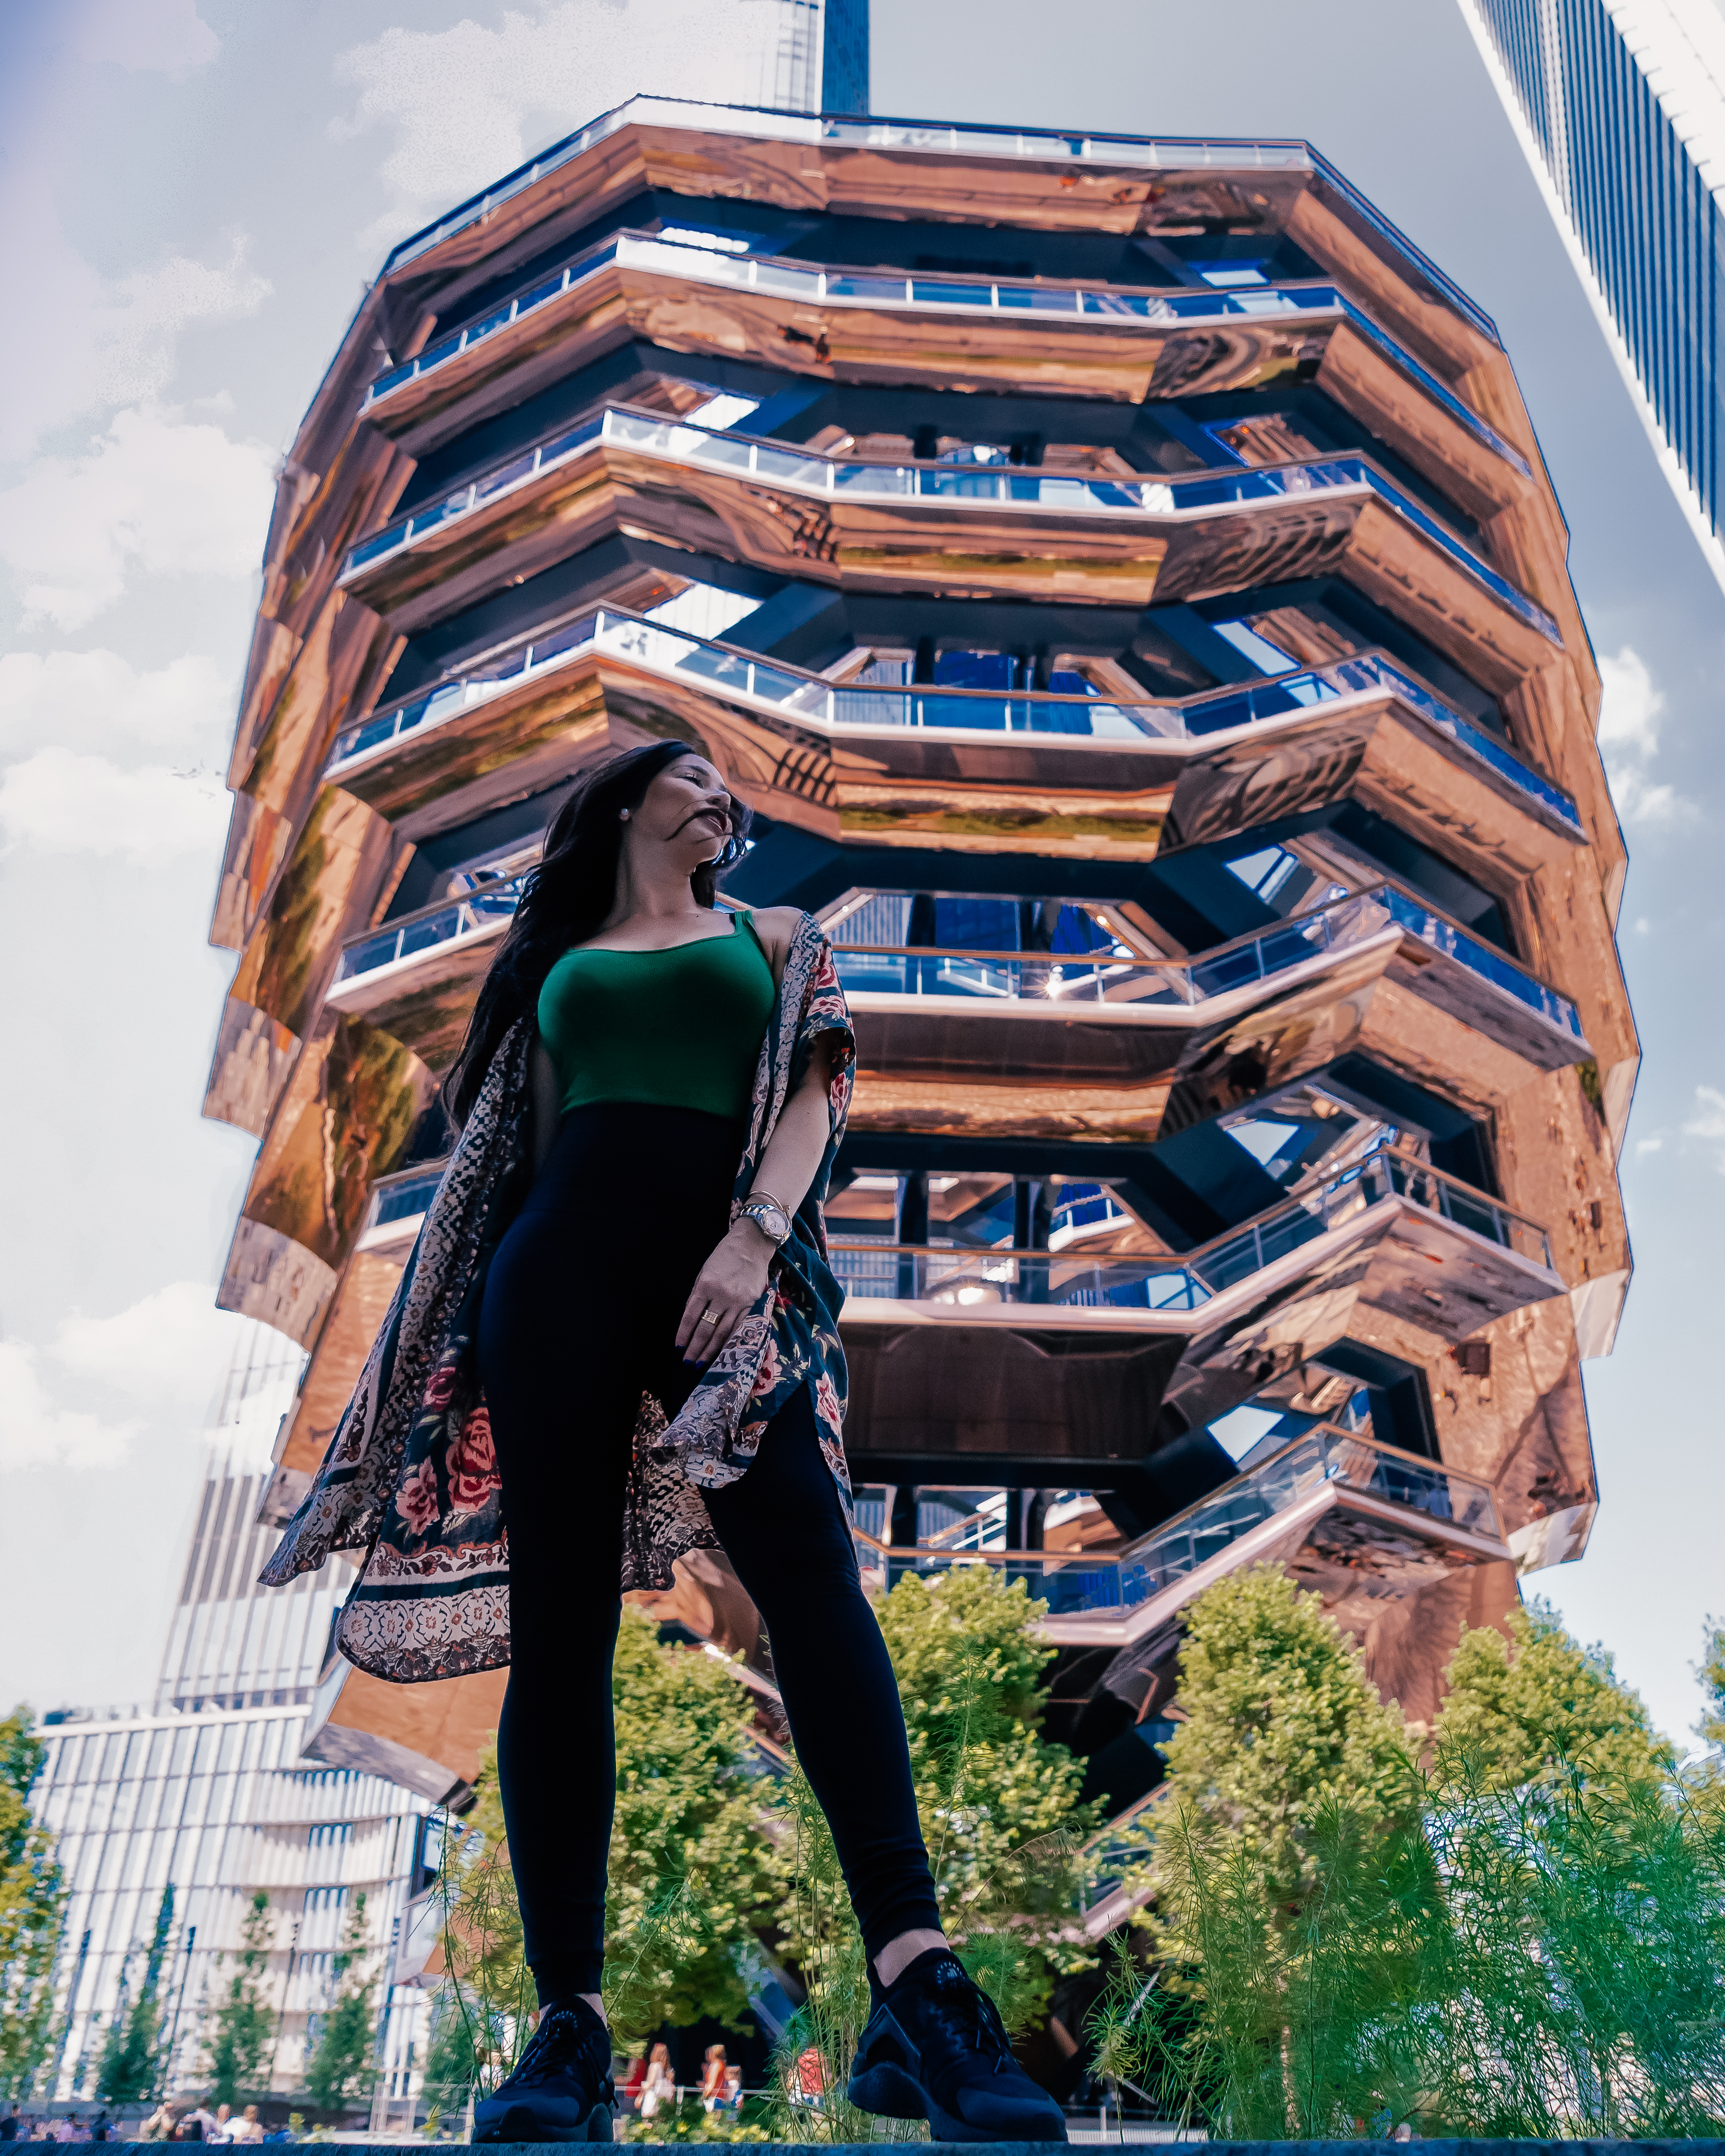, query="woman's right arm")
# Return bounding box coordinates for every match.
[529,1035,562,1173]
